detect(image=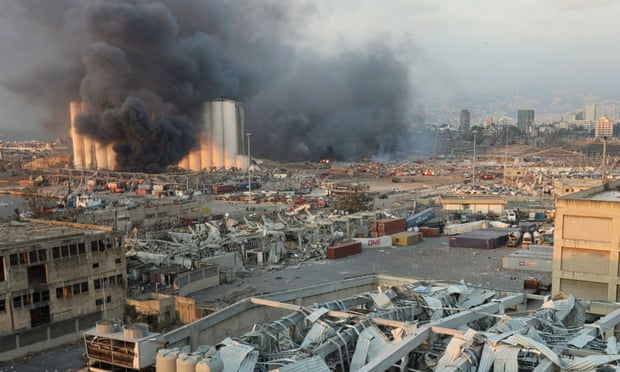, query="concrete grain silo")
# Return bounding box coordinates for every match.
[177,99,245,172]
[70,101,86,169]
